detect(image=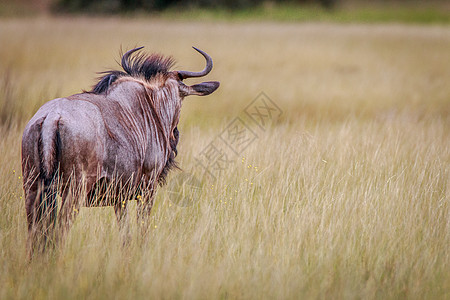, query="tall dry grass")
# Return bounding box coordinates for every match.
[0,17,449,299]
